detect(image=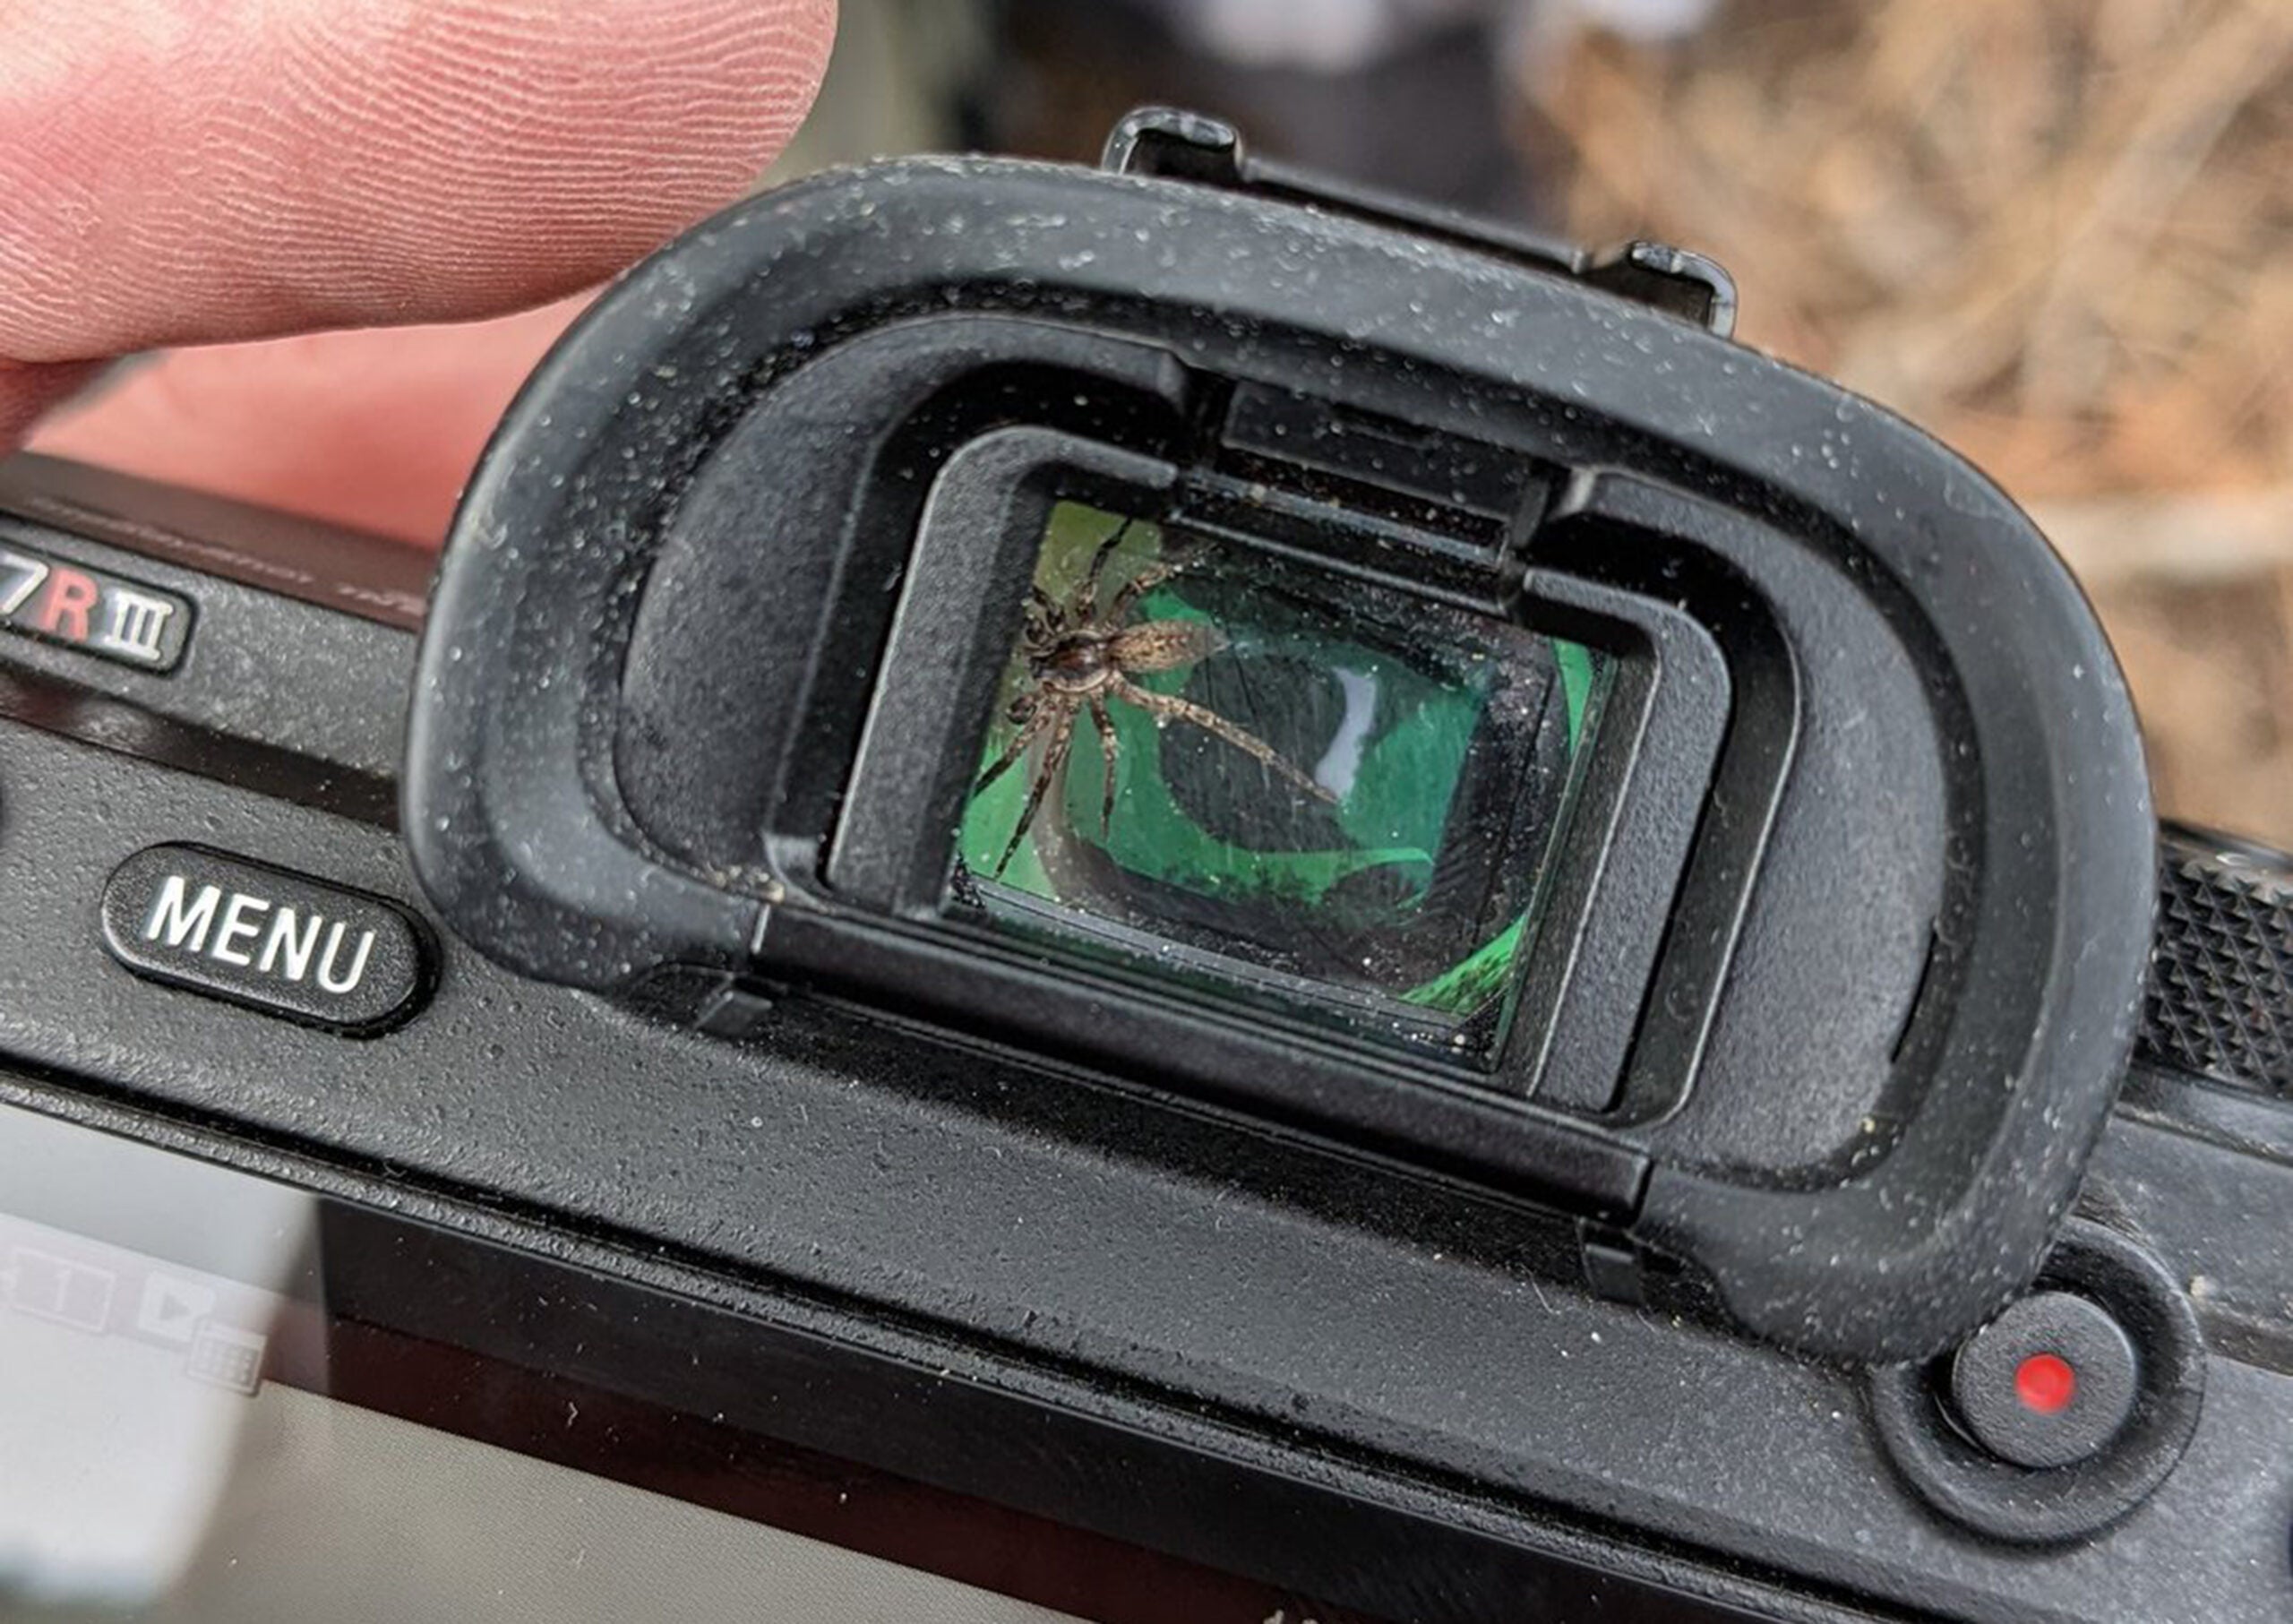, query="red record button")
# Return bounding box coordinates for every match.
[2014,1352,2076,1415]
[1949,1293,2139,1470]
